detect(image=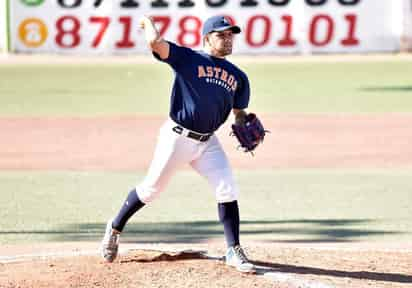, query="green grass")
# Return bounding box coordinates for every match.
[0,60,411,116]
[0,64,172,116]
[246,61,412,113]
[0,170,411,244]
